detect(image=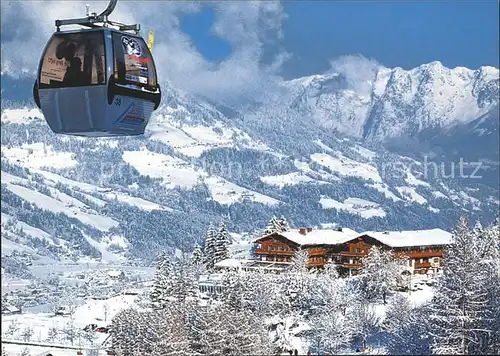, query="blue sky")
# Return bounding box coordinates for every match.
[1,1,498,105]
[181,1,499,79]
